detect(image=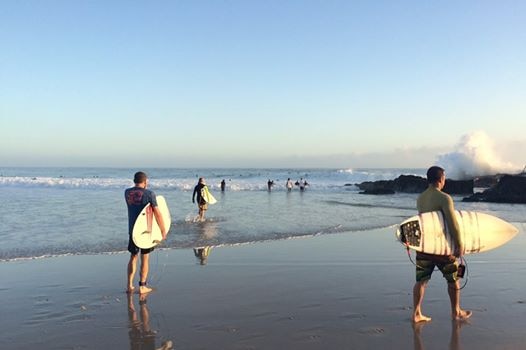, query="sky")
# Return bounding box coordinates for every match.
[1,1,525,169]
